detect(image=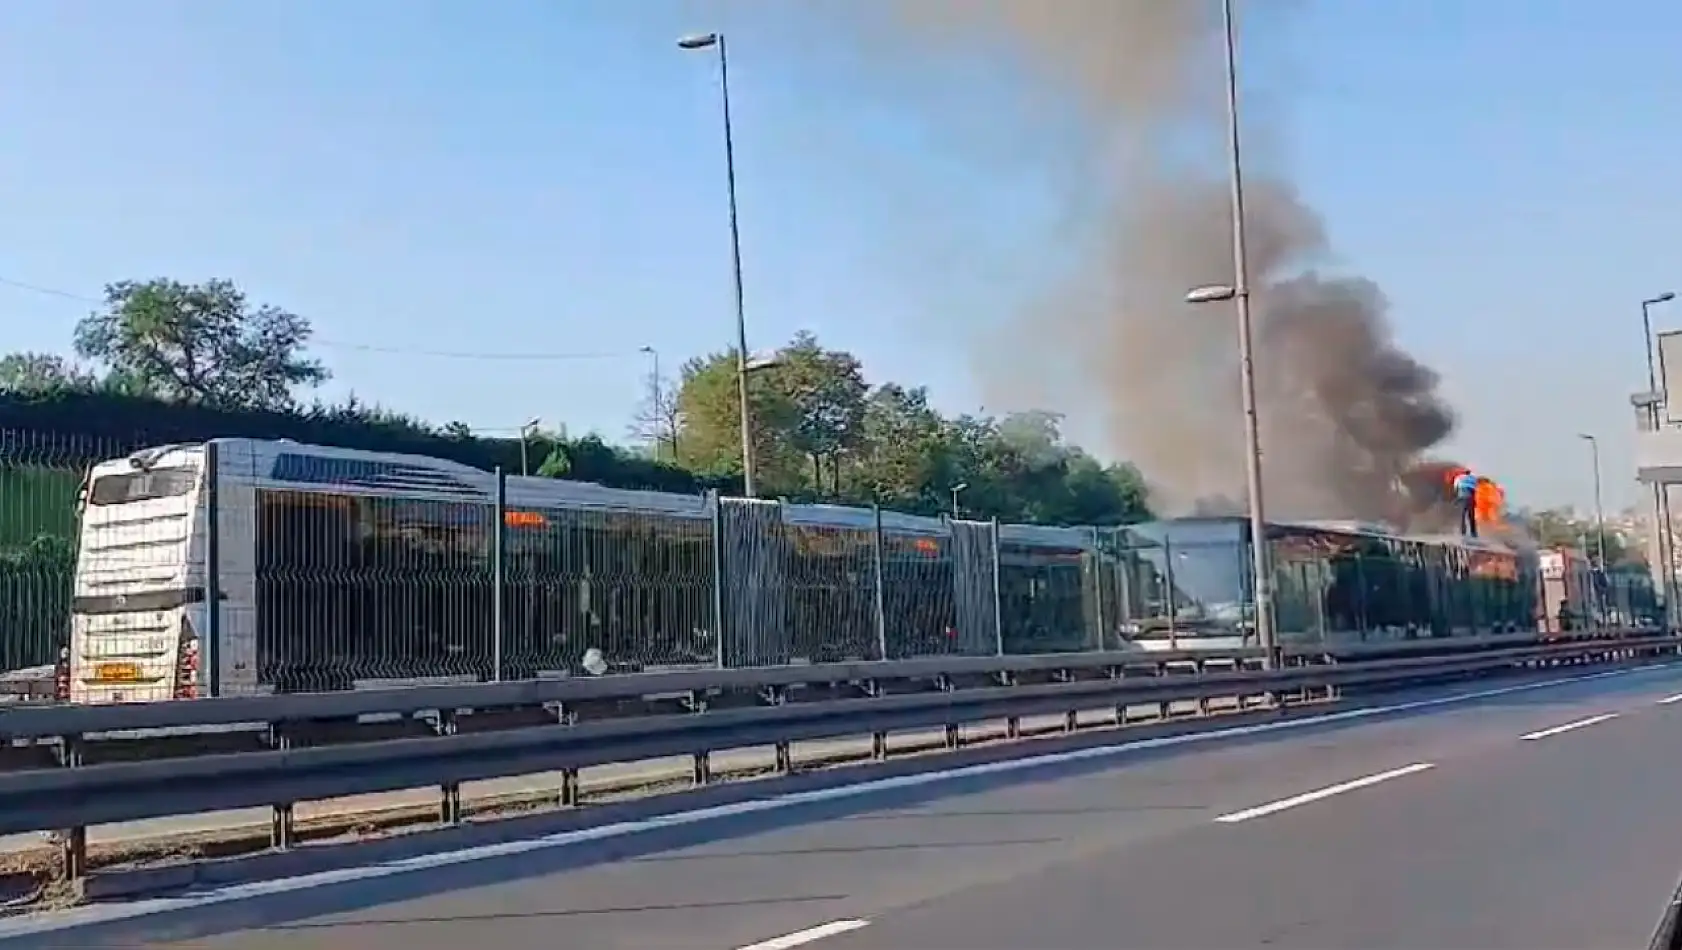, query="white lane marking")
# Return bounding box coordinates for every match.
[1519,713,1620,741]
[0,662,1672,942]
[1658,693,1682,705]
[1214,763,1436,824]
[737,919,871,950]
